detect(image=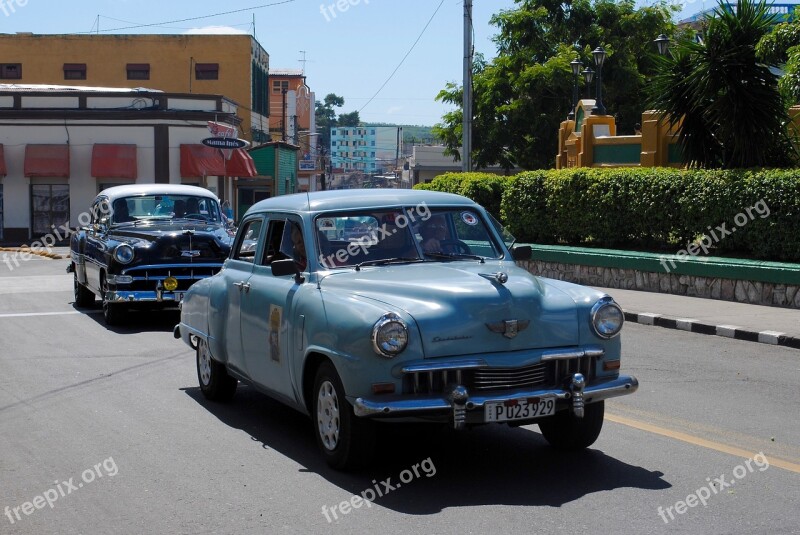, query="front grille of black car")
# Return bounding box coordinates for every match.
[160,240,223,260]
[123,265,222,292]
[403,355,597,395]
